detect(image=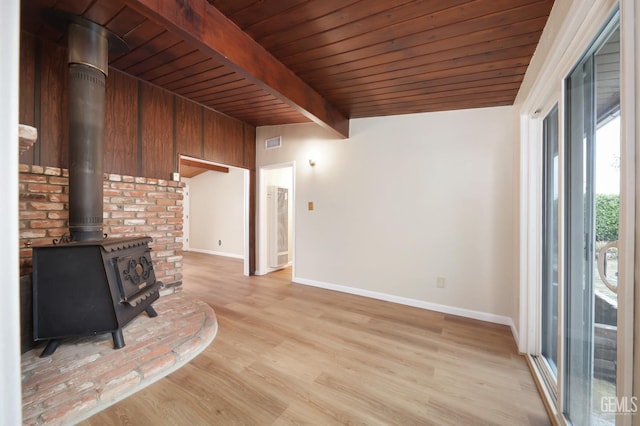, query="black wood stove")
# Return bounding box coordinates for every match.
[31,12,160,357]
[33,237,161,356]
